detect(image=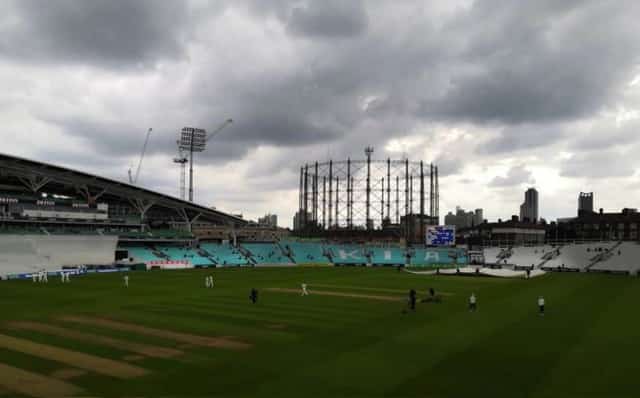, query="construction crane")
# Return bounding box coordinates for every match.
[206,118,233,143]
[128,127,153,184]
